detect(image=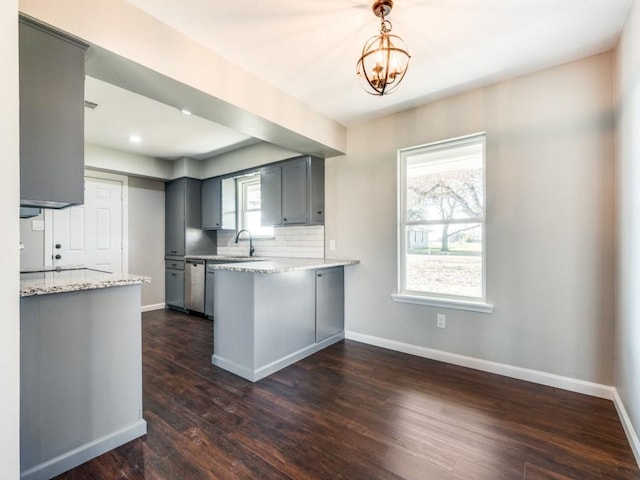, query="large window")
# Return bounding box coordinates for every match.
[396,133,489,309]
[236,173,274,237]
